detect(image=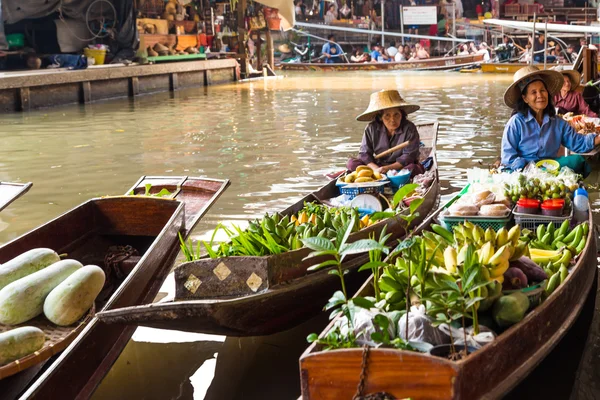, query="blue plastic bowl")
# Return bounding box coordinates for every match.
[387,170,411,189]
